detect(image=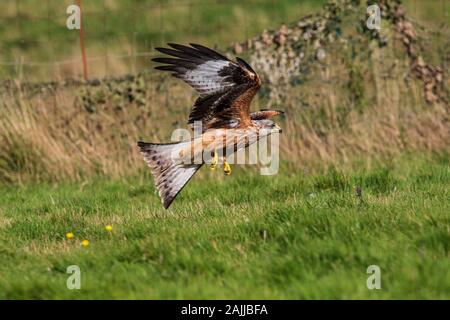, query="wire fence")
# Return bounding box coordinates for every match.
[0,0,270,82]
[0,0,448,82]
